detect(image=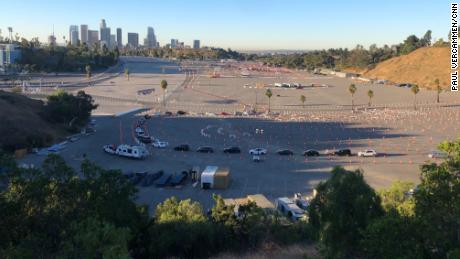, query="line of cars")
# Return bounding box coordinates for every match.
[125,170,190,188]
